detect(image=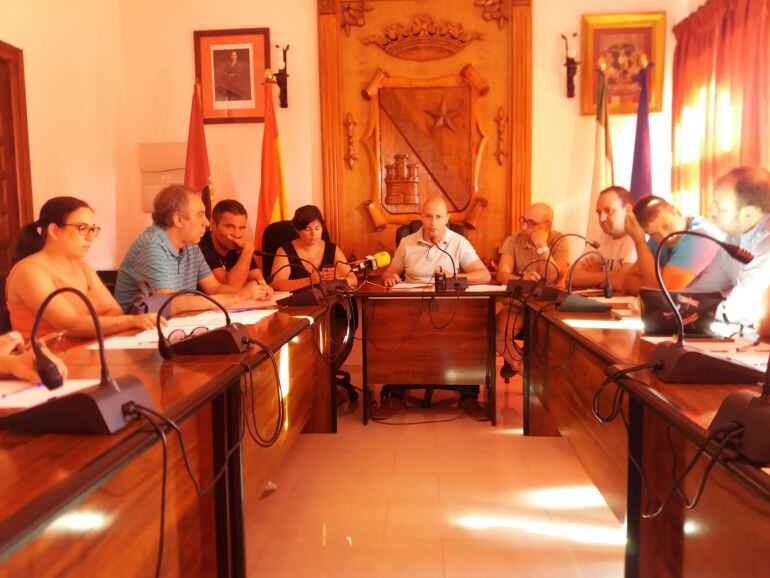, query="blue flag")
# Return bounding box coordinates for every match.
[630,64,652,202]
